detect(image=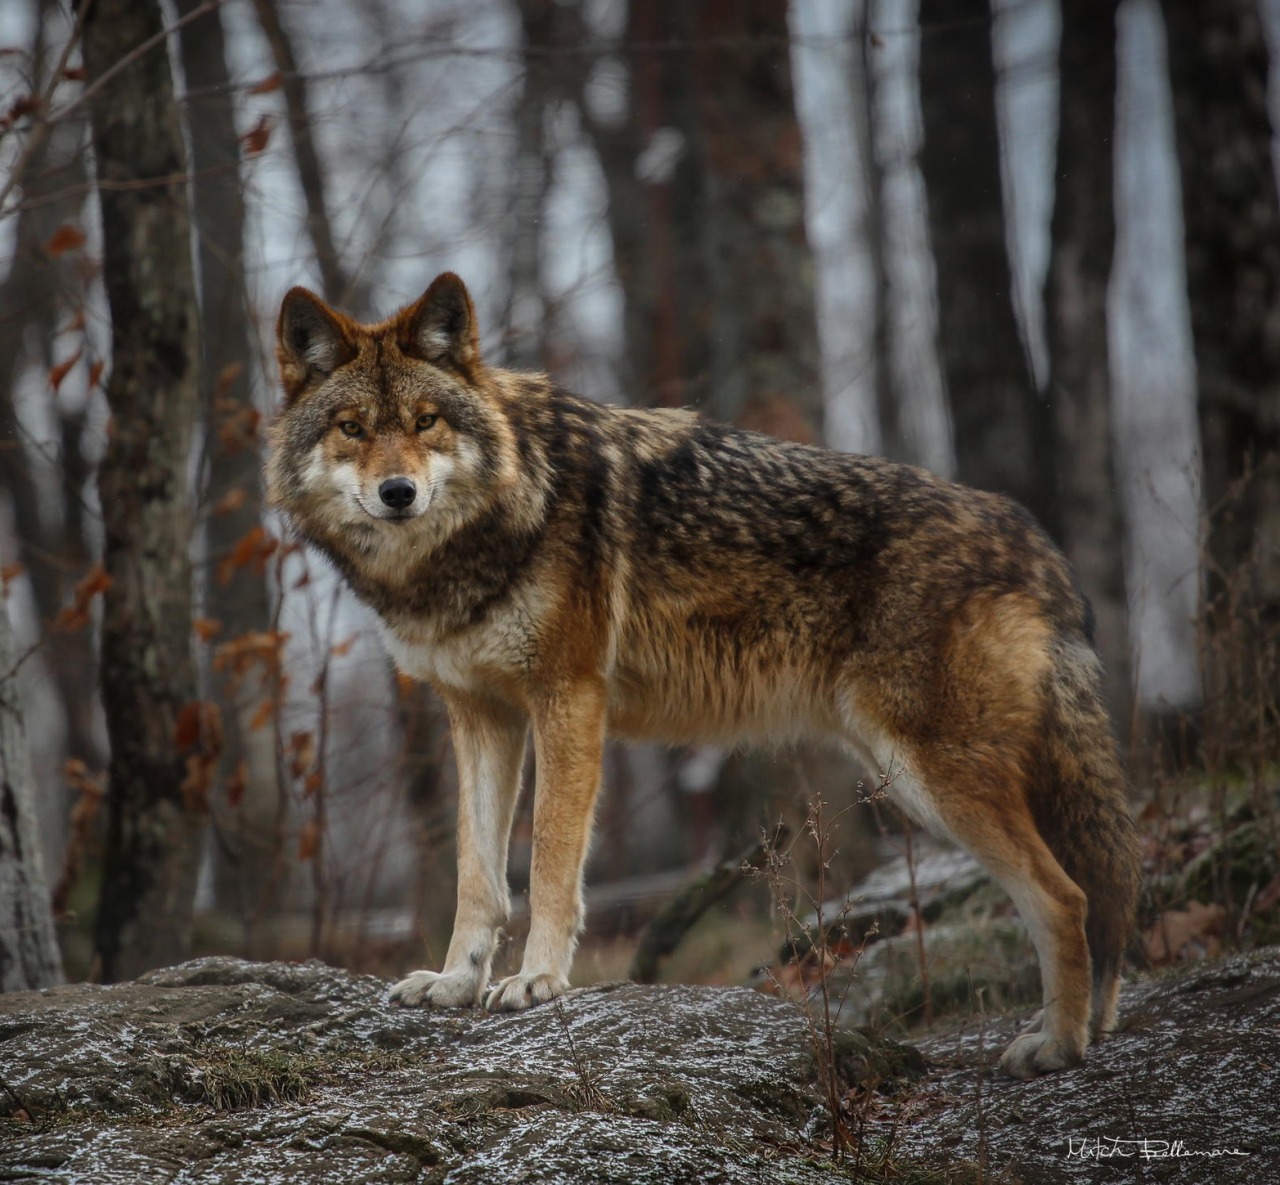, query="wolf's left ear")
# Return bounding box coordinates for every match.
[401,273,481,374]
[277,287,354,402]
